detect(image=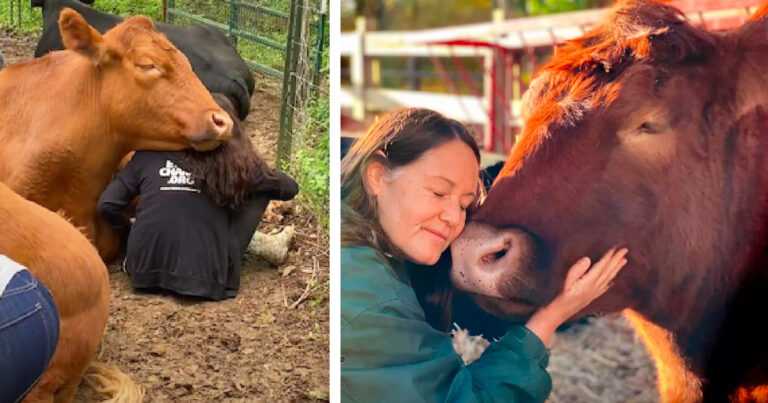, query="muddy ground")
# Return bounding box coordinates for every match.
[2,30,329,402]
